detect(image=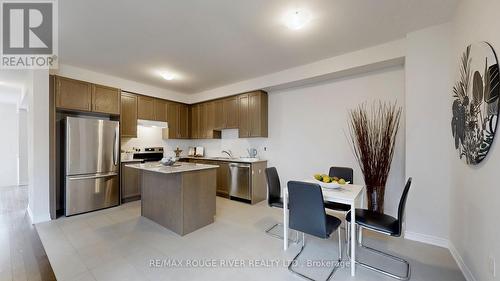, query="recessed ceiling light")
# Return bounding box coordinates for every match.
[283,9,311,30]
[161,72,175,81]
